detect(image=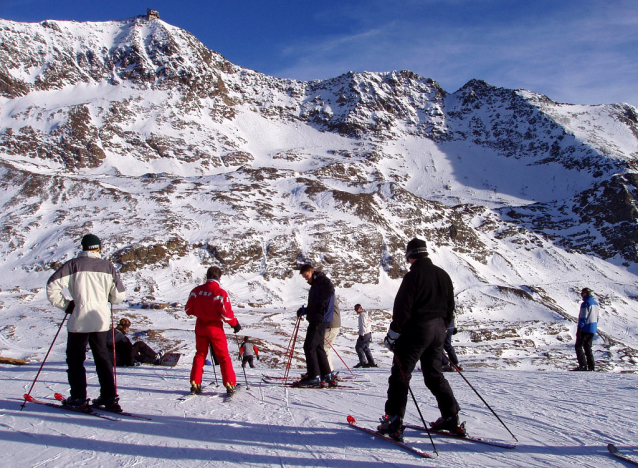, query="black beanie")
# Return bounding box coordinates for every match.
[81,234,101,251]
[405,238,428,260]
